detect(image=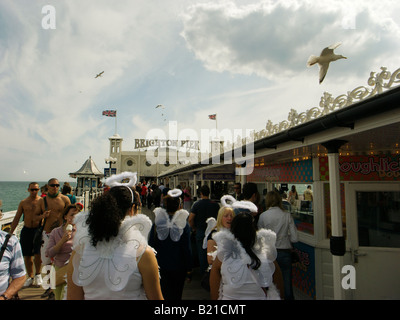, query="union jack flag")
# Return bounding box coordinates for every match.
[102,110,117,117]
[208,114,216,120]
